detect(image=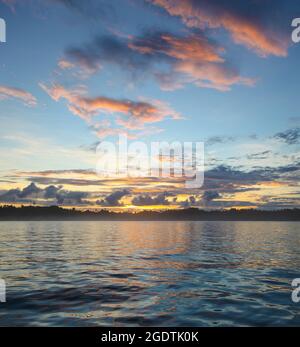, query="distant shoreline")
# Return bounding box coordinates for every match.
[0,206,299,221]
